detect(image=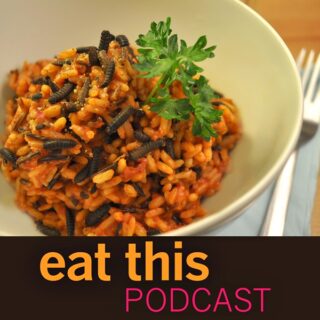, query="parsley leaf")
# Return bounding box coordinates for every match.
[134,17,222,140]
